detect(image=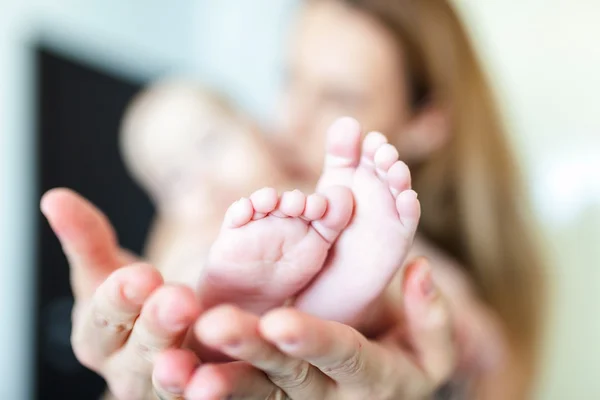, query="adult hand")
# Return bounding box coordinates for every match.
[152,258,456,400]
[41,188,200,400]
